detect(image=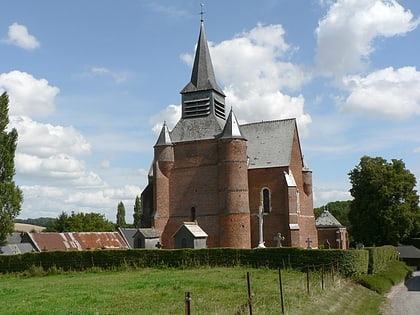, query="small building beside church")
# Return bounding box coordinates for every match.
[315,209,348,249]
[140,20,318,249]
